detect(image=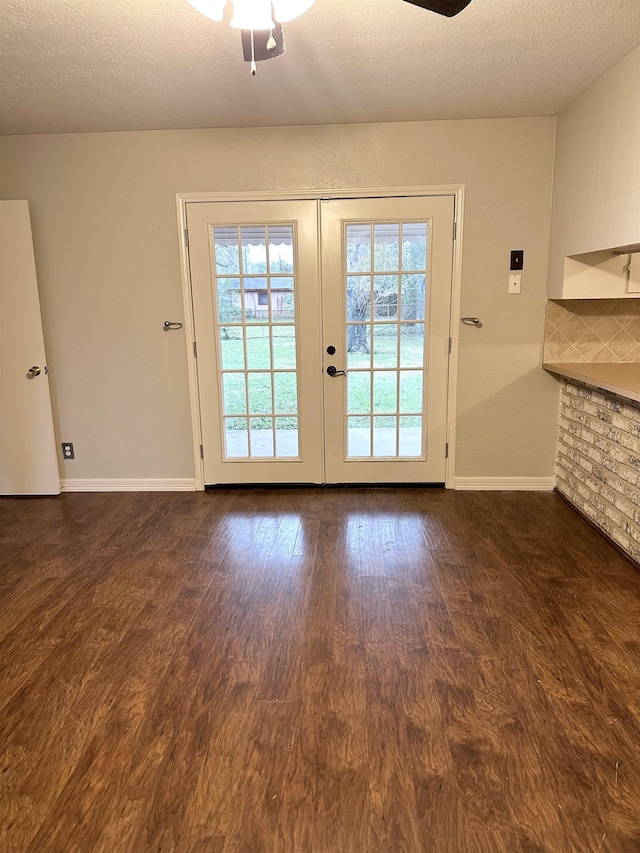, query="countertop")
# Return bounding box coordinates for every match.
[543,362,640,404]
